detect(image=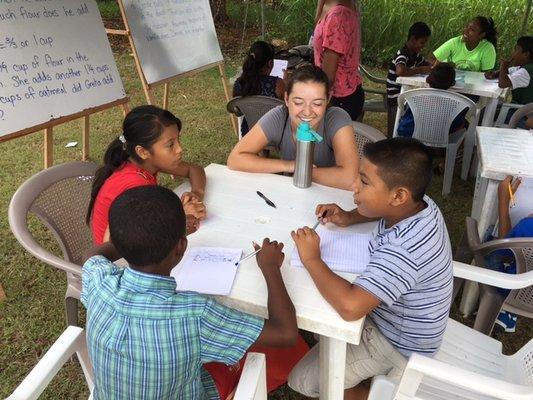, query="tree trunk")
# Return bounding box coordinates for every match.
[209,0,228,24]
